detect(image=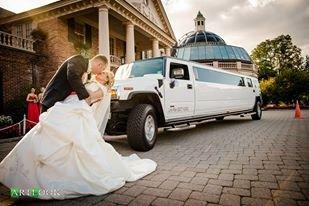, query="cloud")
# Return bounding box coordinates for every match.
[163,0,309,56]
